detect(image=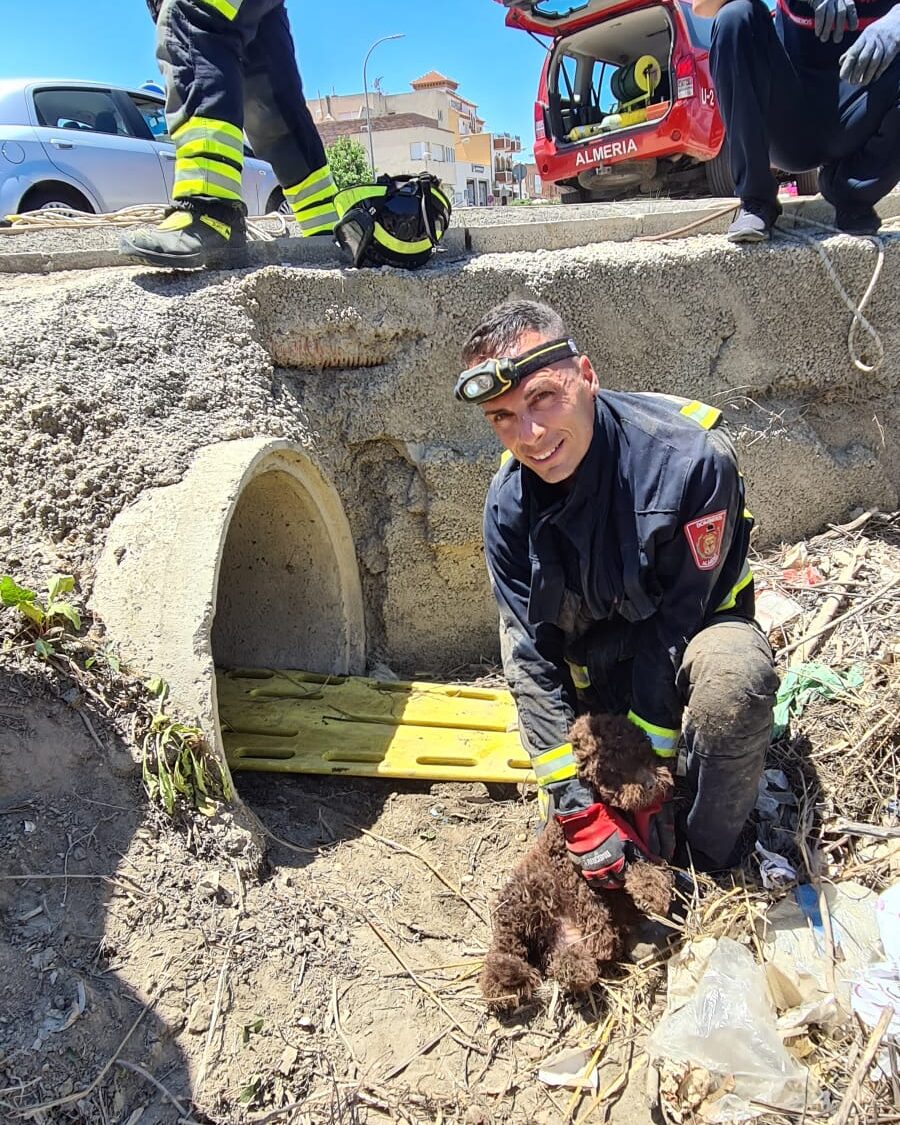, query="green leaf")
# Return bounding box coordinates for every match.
[34,638,55,660]
[18,601,45,627]
[48,574,75,601]
[0,576,36,607]
[46,601,81,631]
[239,1075,261,1104]
[146,676,169,701]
